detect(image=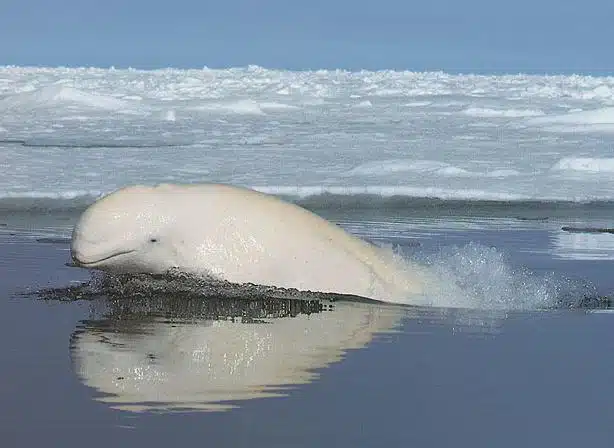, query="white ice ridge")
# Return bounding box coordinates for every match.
[346,160,468,176]
[0,187,528,202]
[252,186,533,201]
[345,159,521,178]
[1,65,614,103]
[0,84,132,111]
